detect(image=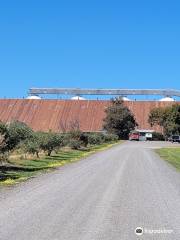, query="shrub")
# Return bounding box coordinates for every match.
[67,130,88,149]
[79,133,89,147]
[104,133,119,142]
[152,132,165,141]
[68,139,82,150]
[87,133,118,145]
[40,132,65,156]
[0,122,8,159]
[0,121,33,164]
[23,132,42,158]
[6,121,33,151]
[87,133,104,145]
